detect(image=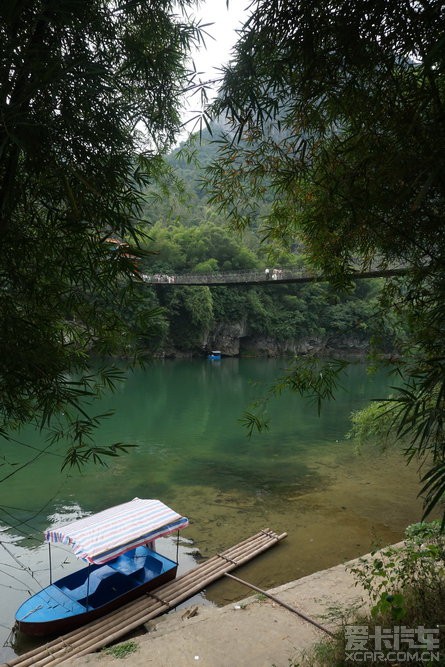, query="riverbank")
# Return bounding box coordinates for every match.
[63,550,373,667]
